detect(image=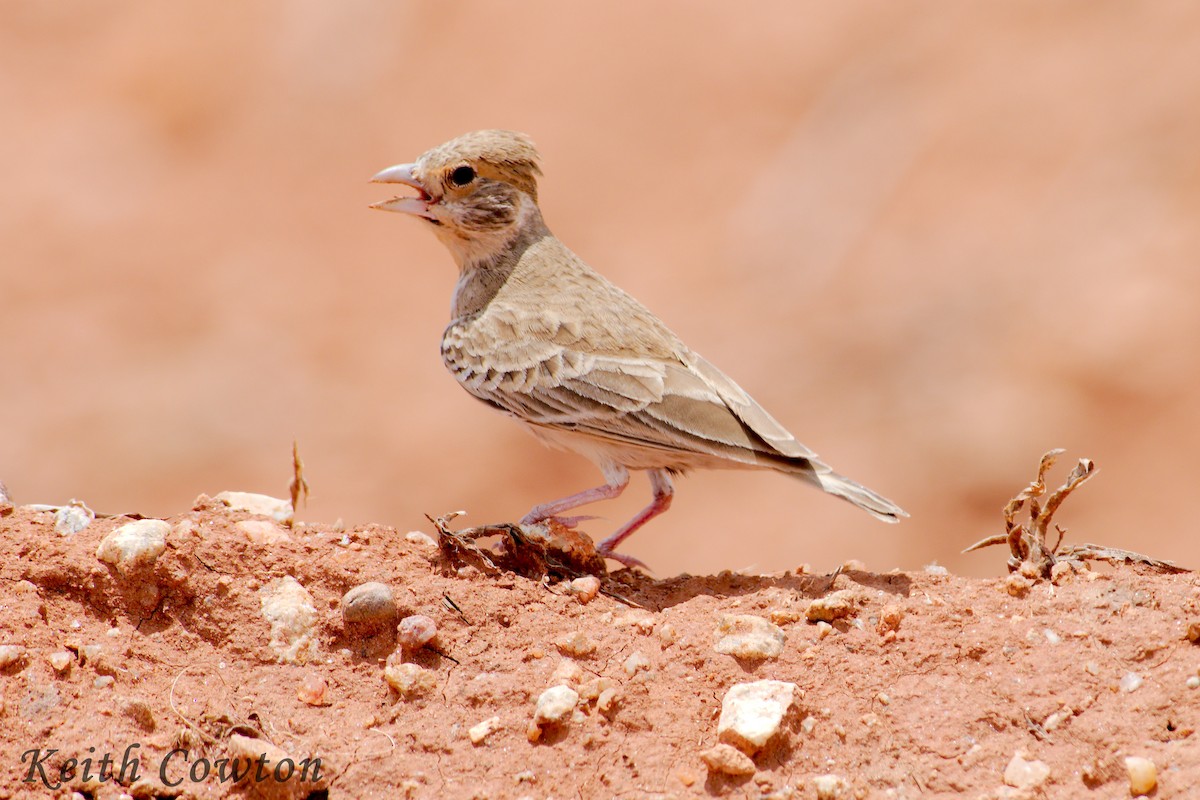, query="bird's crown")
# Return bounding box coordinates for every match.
[419,129,542,202]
